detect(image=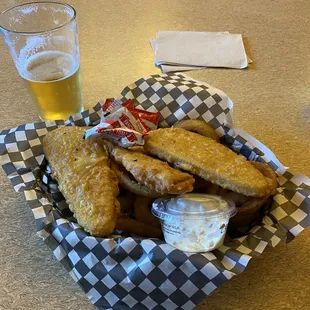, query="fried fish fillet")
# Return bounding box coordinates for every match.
[111,161,162,197]
[106,142,194,195]
[144,128,270,197]
[43,126,120,237]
